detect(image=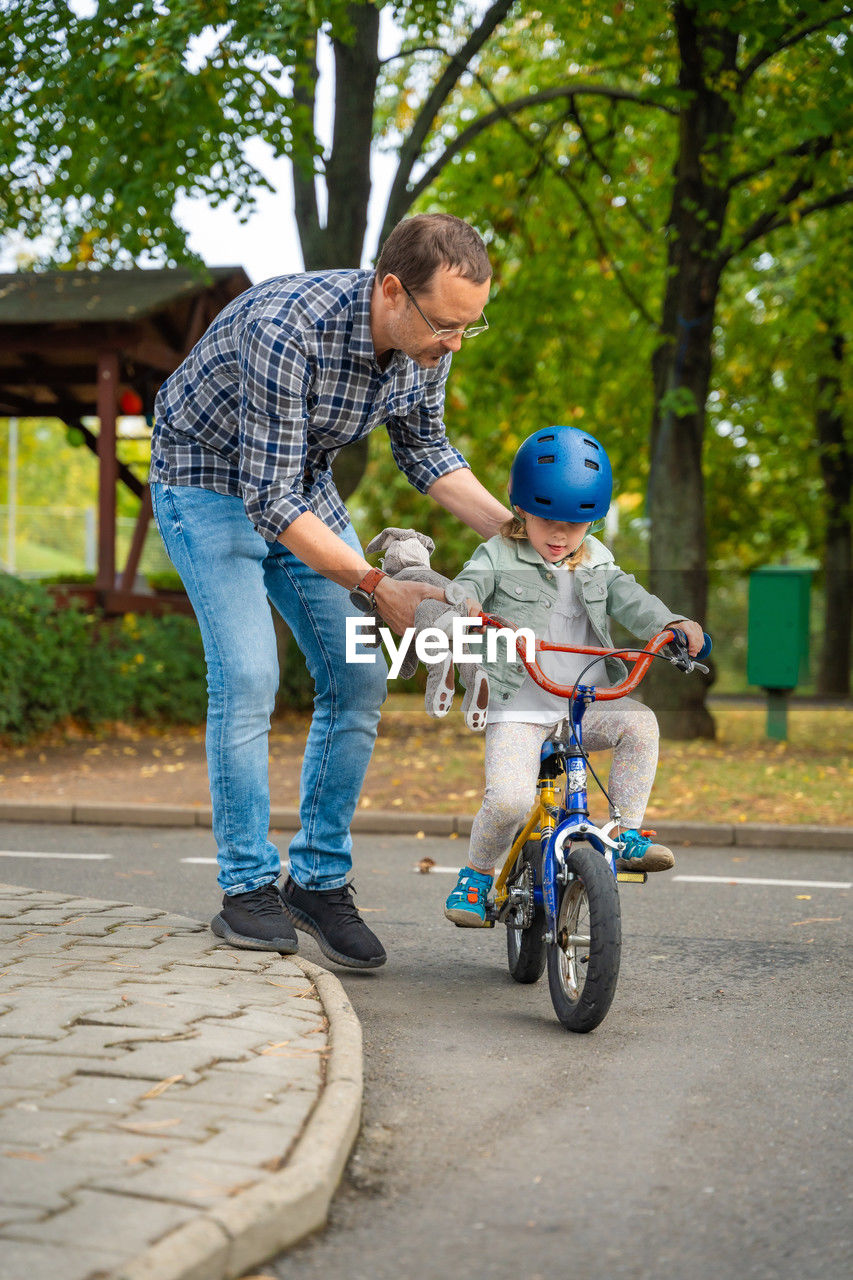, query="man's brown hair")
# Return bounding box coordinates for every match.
[375,213,491,293]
